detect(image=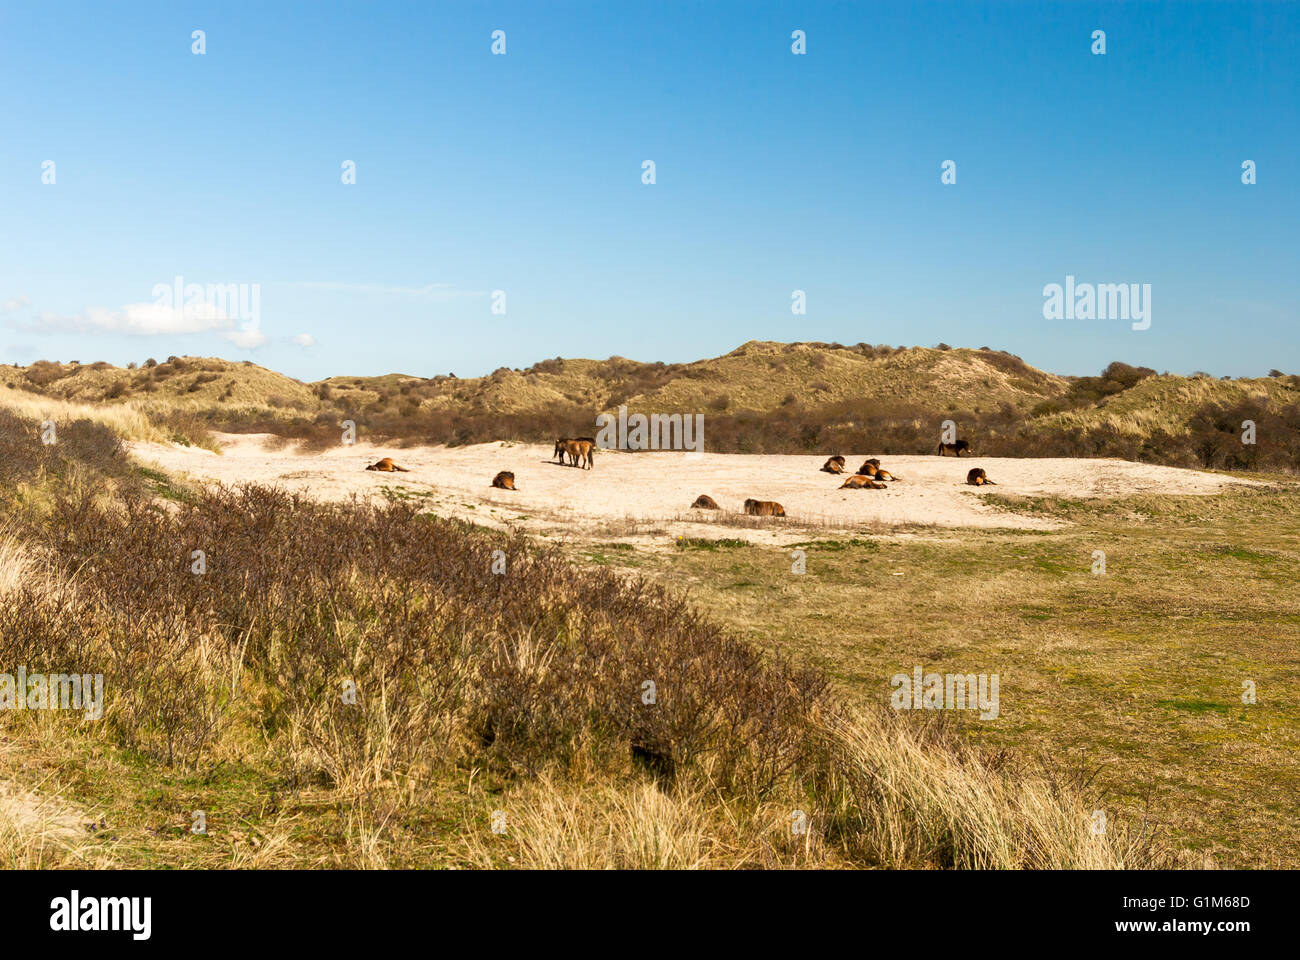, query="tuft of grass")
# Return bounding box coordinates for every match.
[674,537,748,550]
